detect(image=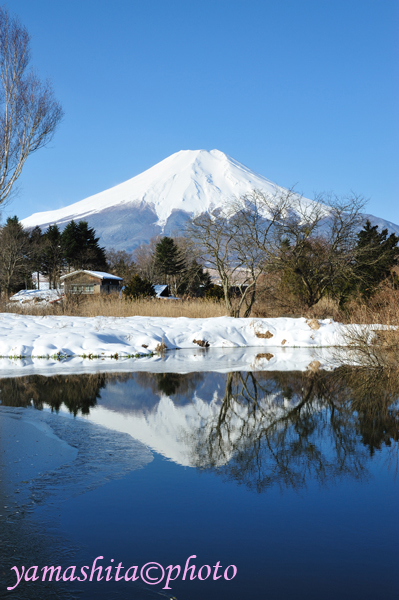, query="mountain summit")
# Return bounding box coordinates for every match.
[21,149,399,251]
[21,150,282,250]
